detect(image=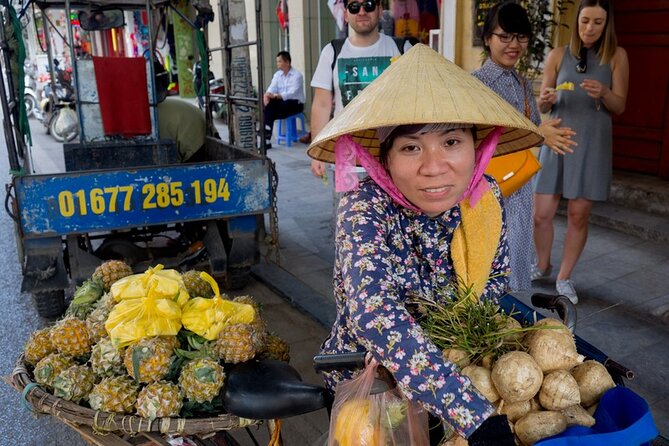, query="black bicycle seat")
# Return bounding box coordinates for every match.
[222,359,327,419]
